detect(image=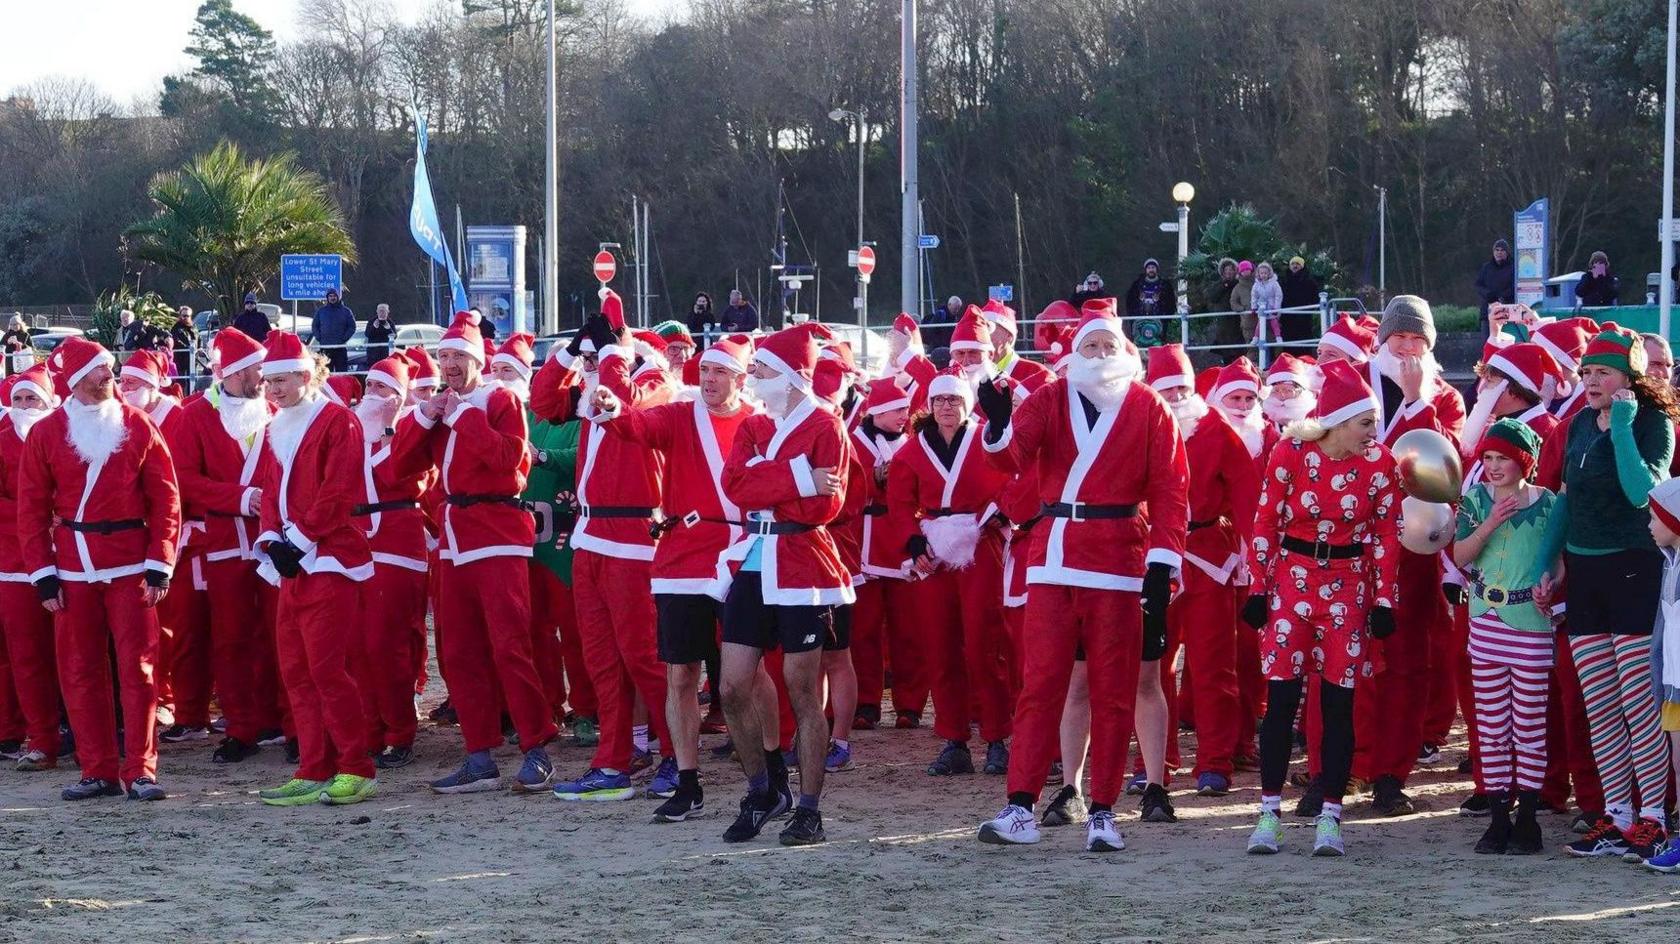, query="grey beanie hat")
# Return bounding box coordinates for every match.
[1378,294,1436,348]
